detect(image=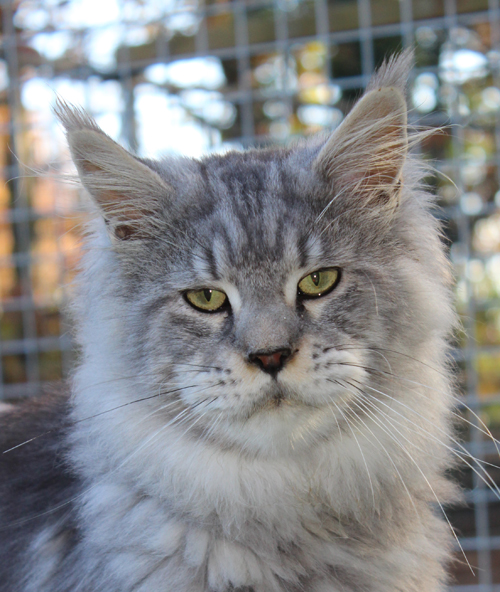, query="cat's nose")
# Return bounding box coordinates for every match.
[248,348,292,376]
